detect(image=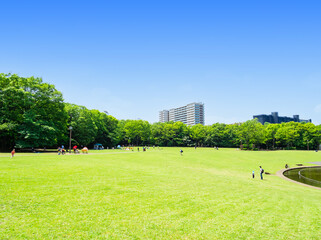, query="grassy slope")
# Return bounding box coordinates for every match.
[0,148,320,239]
